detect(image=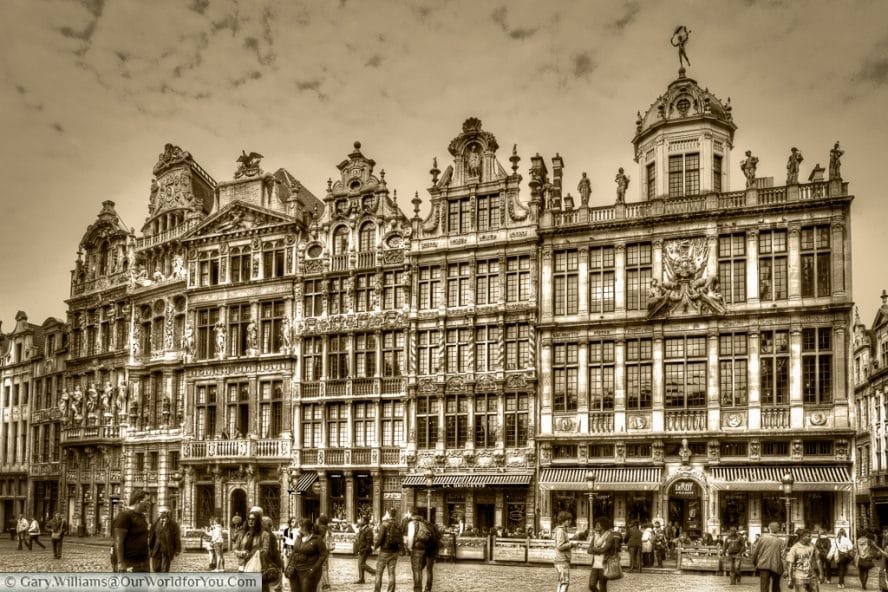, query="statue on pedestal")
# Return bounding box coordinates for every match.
[786,147,804,184]
[740,150,758,188]
[615,167,630,203]
[577,172,592,207]
[829,141,844,181]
